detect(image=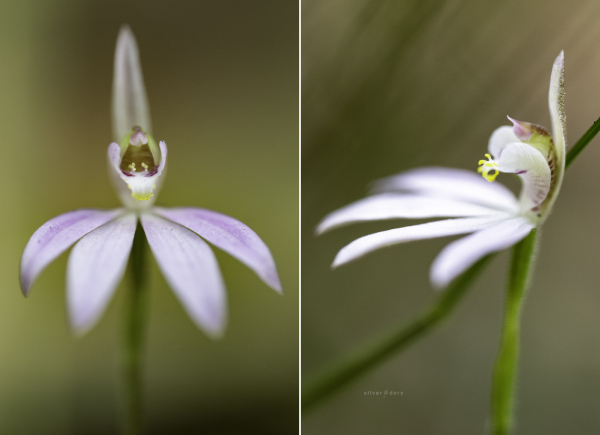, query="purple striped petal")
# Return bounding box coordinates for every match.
[67,213,137,334]
[141,213,227,337]
[153,207,282,293]
[20,209,122,296]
